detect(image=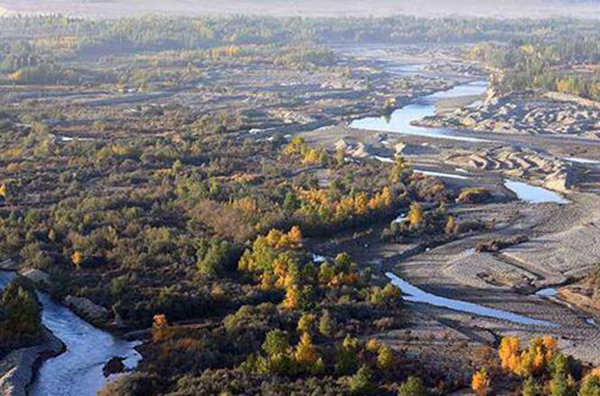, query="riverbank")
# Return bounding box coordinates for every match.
[0,270,141,396]
[0,329,64,396]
